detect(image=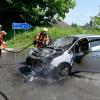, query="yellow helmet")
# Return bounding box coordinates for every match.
[43,27,48,32]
